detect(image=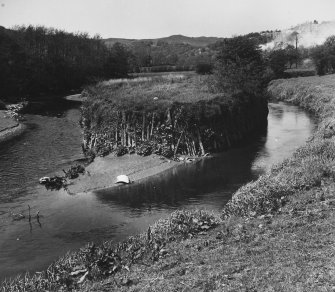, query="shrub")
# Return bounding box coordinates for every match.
[136,142,153,156]
[195,62,213,75]
[0,99,6,110]
[160,146,174,158]
[114,145,128,156]
[283,68,316,78]
[268,49,287,78]
[63,164,85,179]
